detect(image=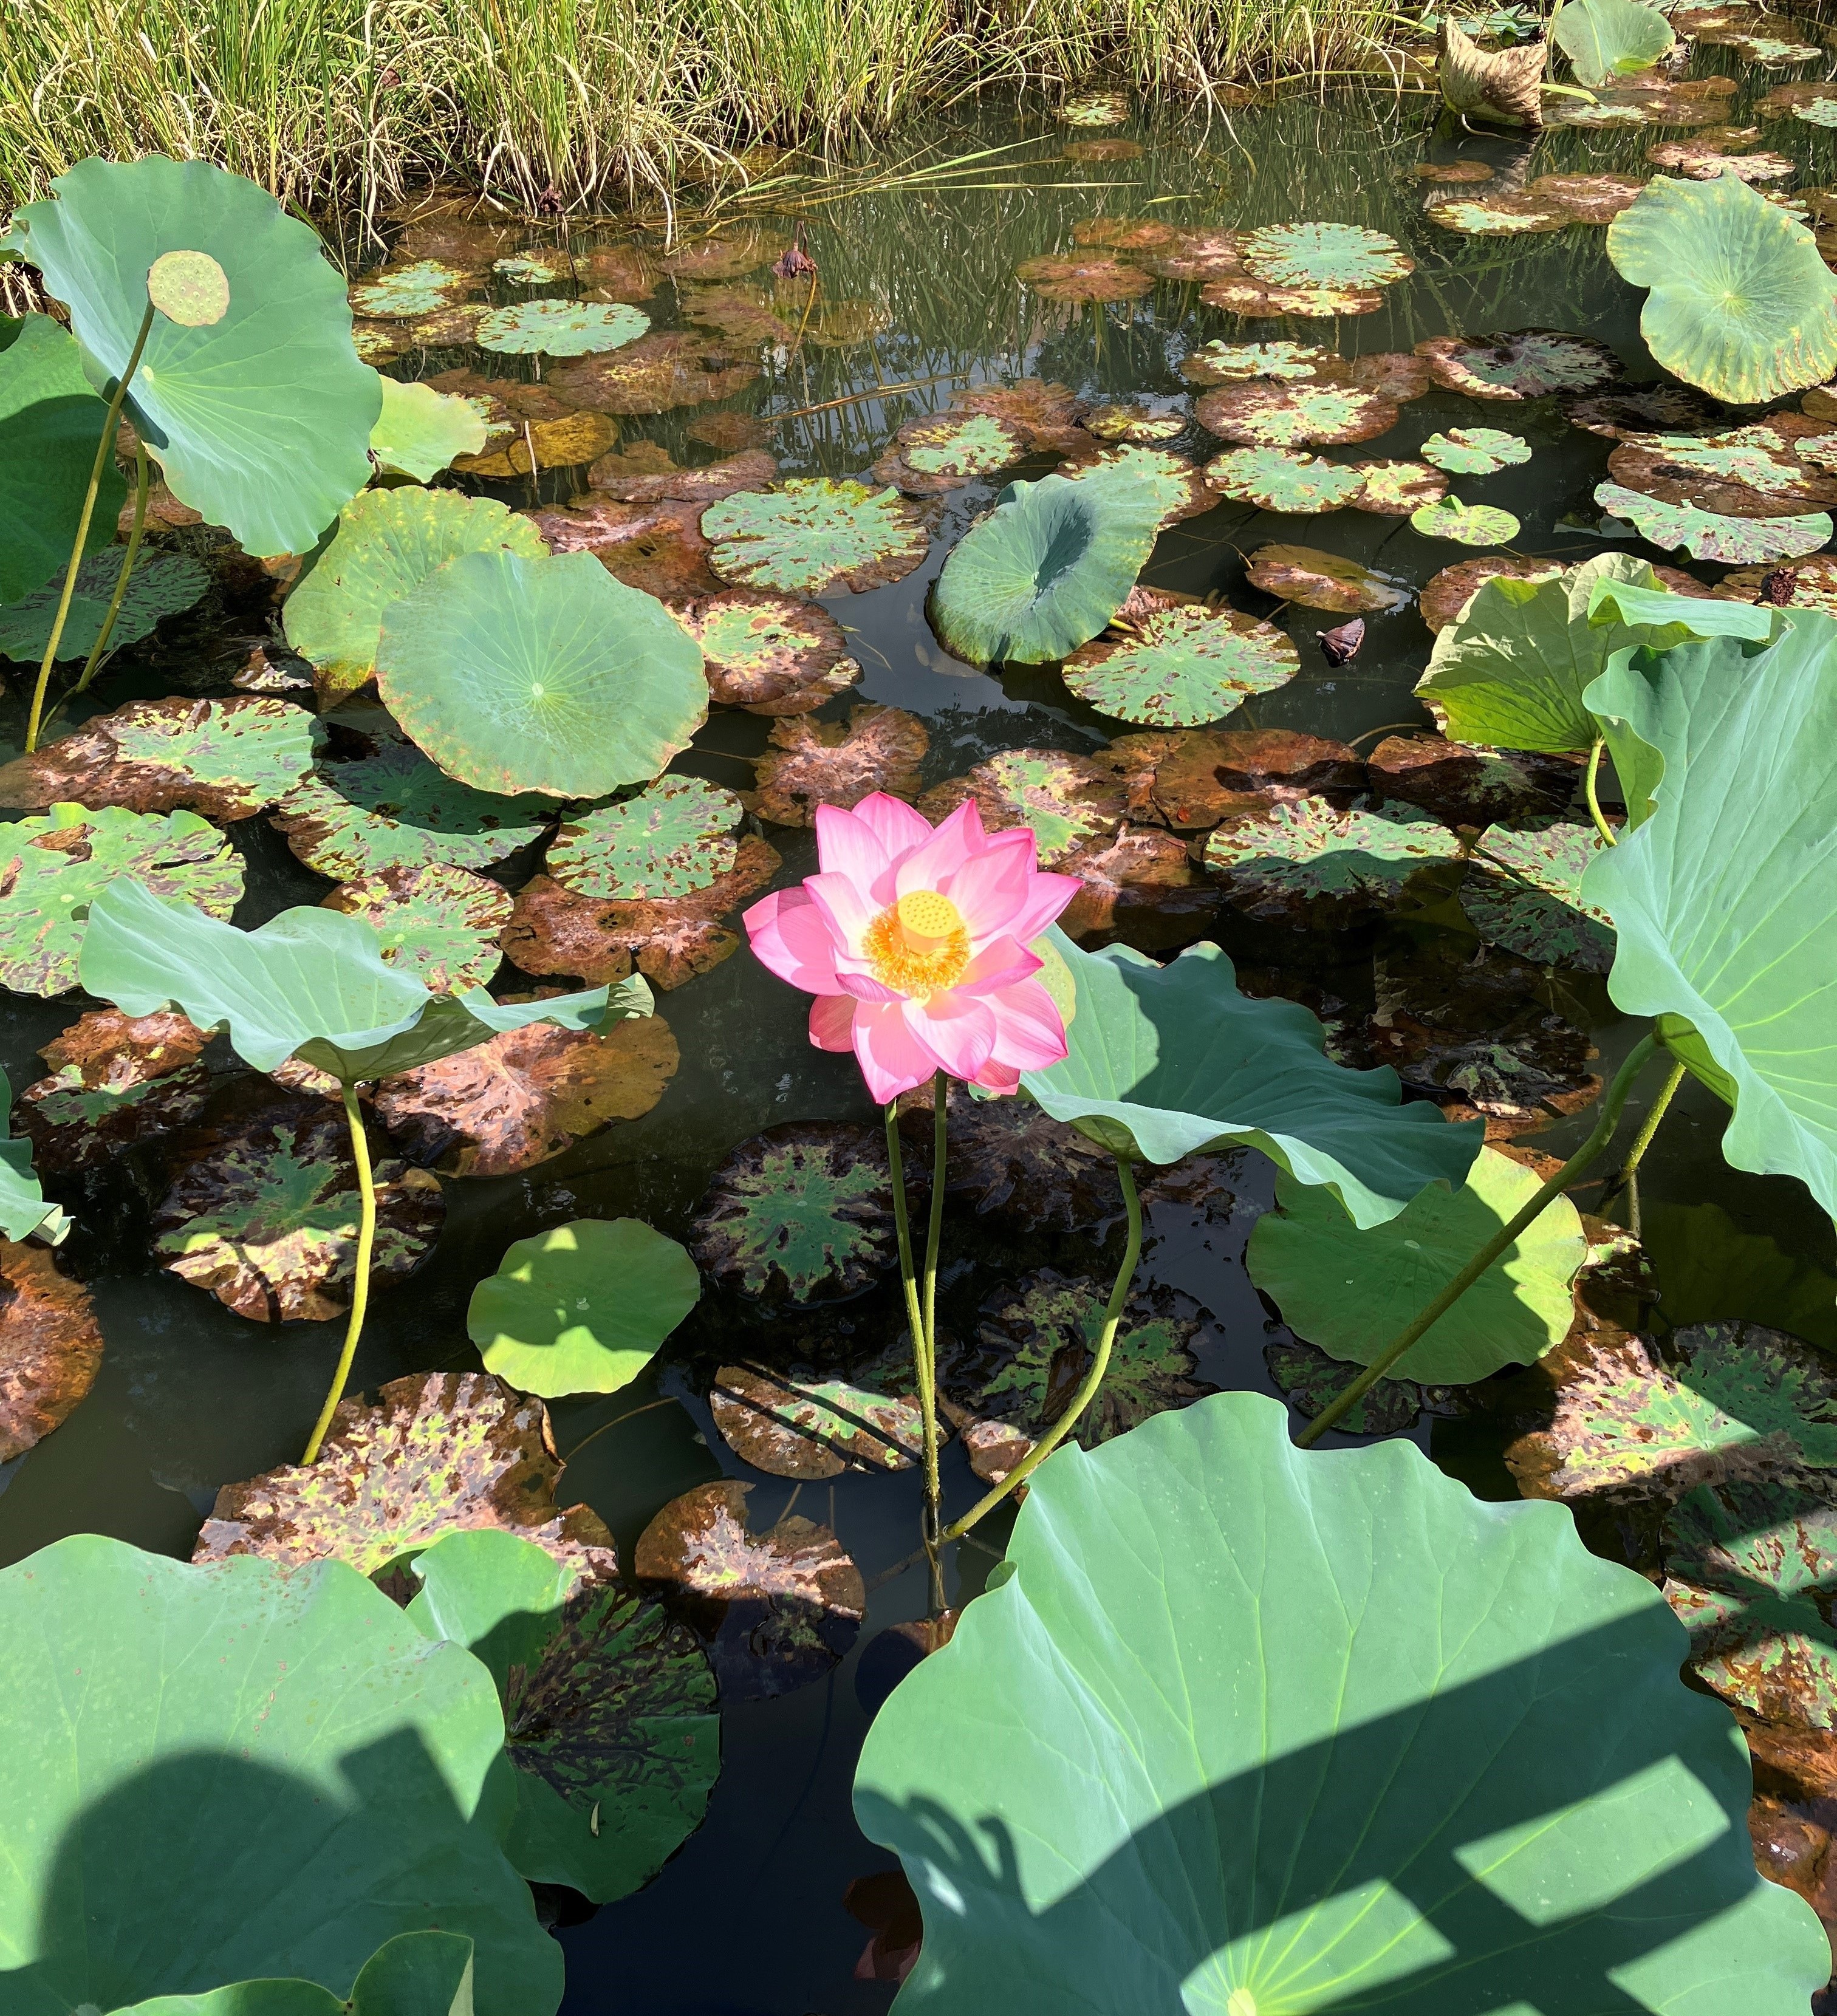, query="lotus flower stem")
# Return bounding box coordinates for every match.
[1297,1031,1663,1447]
[24,297,156,753]
[1584,738,1618,850]
[1598,1054,1688,1239]
[302,1081,377,1464]
[72,440,150,698]
[886,1095,945,1610]
[942,1156,1142,1543]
